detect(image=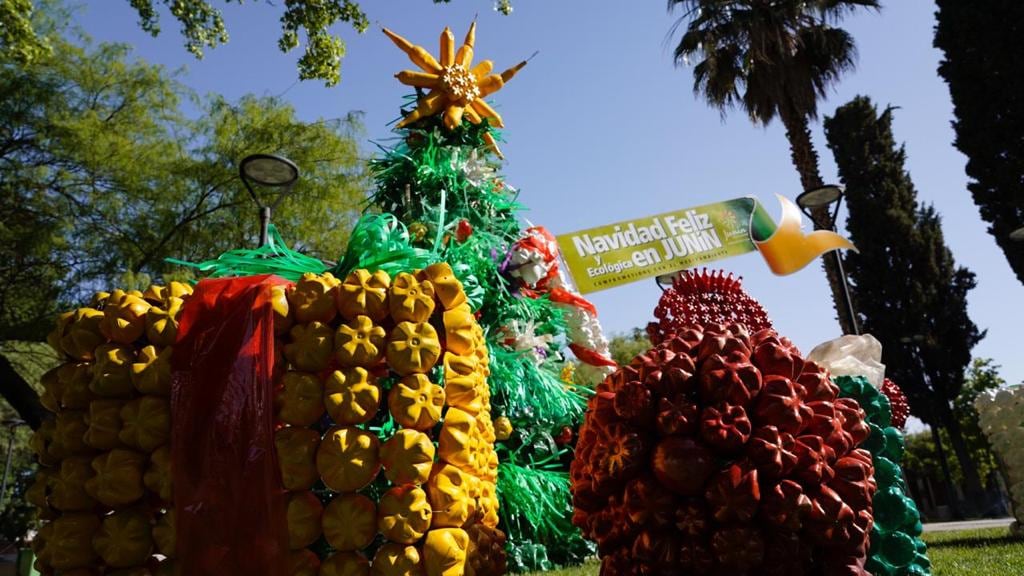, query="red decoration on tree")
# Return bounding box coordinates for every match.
[554,426,574,446]
[647,269,773,345]
[570,323,877,575]
[455,218,473,243]
[882,378,911,429]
